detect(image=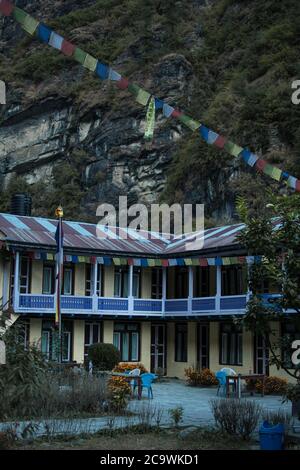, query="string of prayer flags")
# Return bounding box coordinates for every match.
[3,0,300,193]
[144,96,156,141]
